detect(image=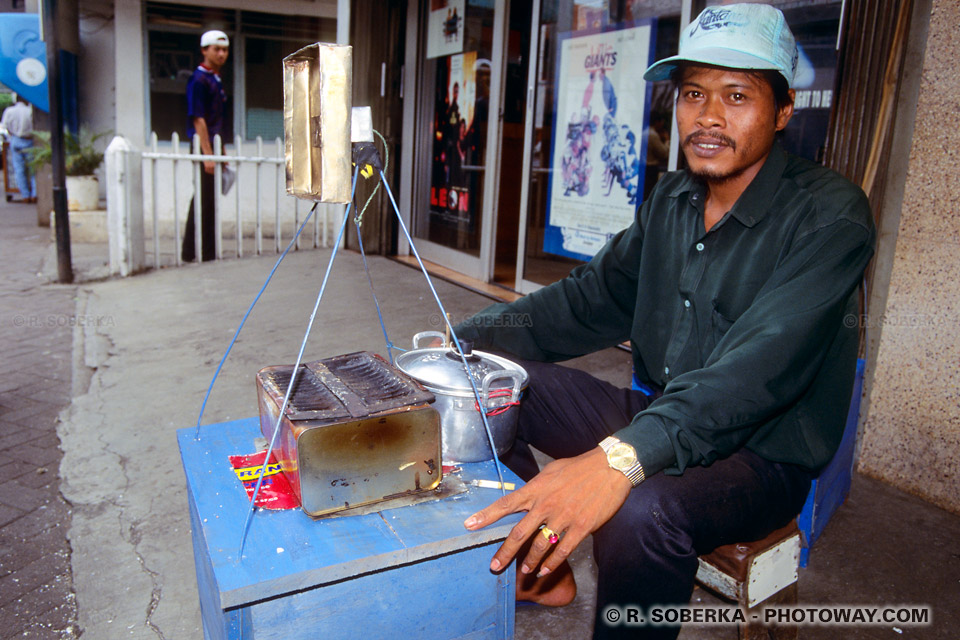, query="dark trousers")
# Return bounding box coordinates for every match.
[499,359,813,639]
[181,169,216,262]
